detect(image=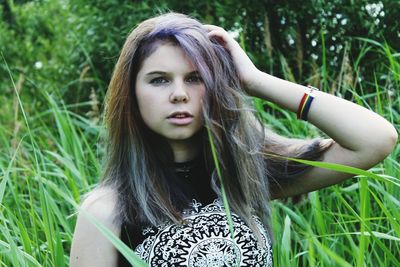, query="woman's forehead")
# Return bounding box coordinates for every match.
[139,43,198,74]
